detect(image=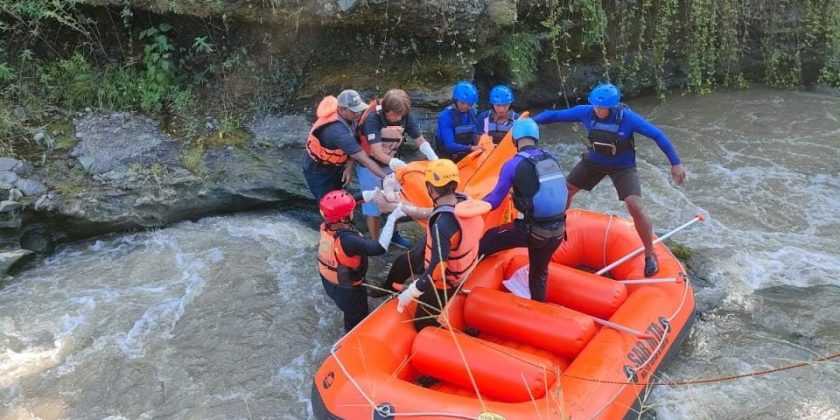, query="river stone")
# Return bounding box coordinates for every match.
[8,188,22,202]
[0,249,34,274]
[0,200,22,212]
[15,178,47,197]
[0,171,18,185]
[72,112,171,174]
[0,157,21,172]
[246,114,310,148]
